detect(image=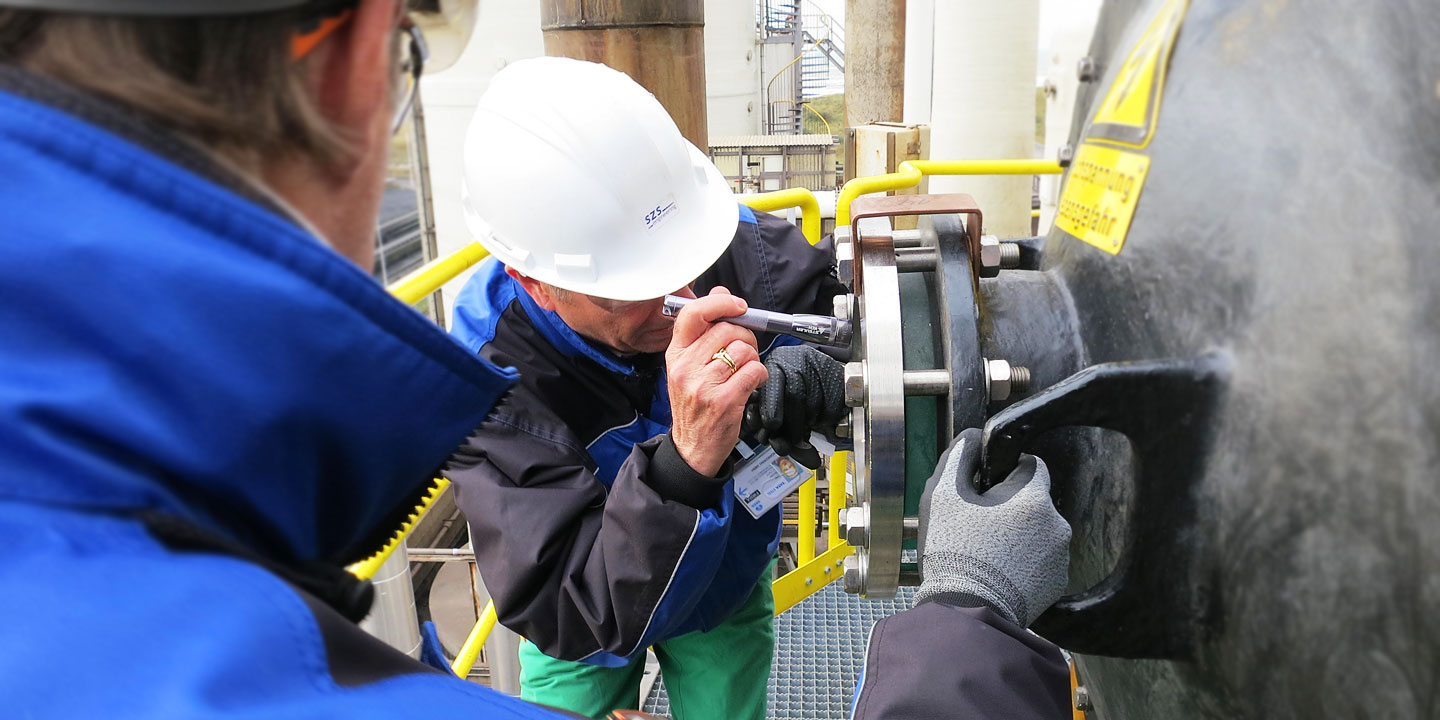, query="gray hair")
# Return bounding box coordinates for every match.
[0,8,356,167]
